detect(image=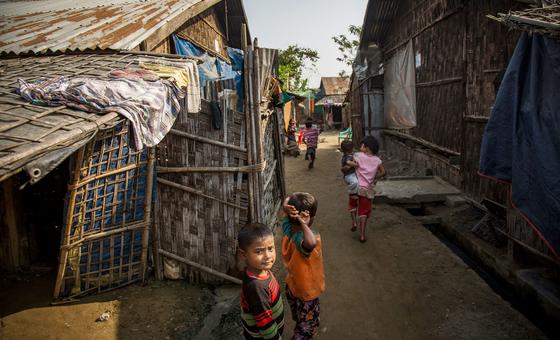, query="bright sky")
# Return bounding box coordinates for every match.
[244,0,368,88]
